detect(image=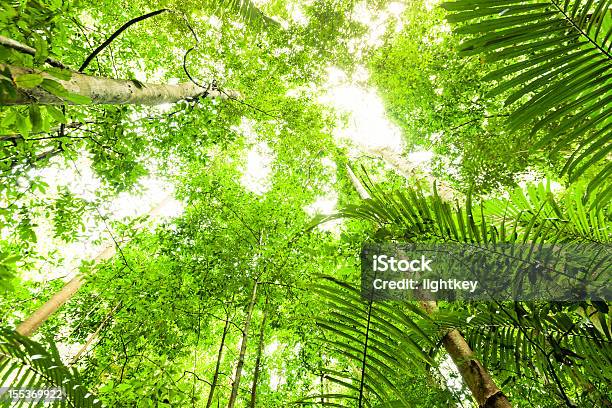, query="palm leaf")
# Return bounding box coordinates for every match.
[441,0,612,203]
[0,329,101,408]
[301,277,438,407]
[214,0,280,28]
[324,171,611,405]
[434,302,612,396]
